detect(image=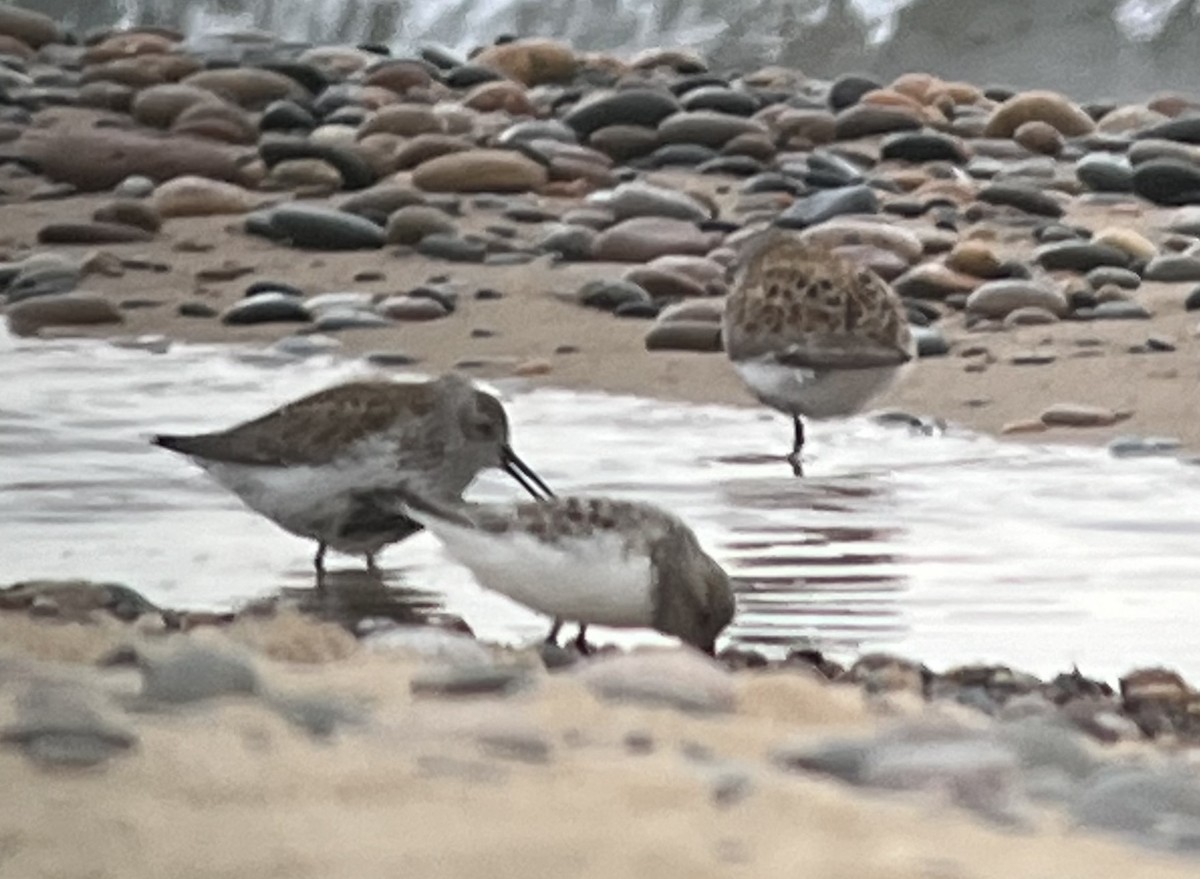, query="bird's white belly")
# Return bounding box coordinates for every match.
[202,458,391,542]
[429,524,657,628]
[733,358,907,419]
